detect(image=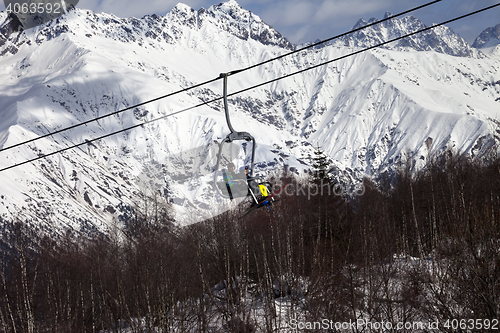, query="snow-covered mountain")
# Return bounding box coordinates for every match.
[0,0,499,235]
[339,12,478,57]
[473,23,500,57]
